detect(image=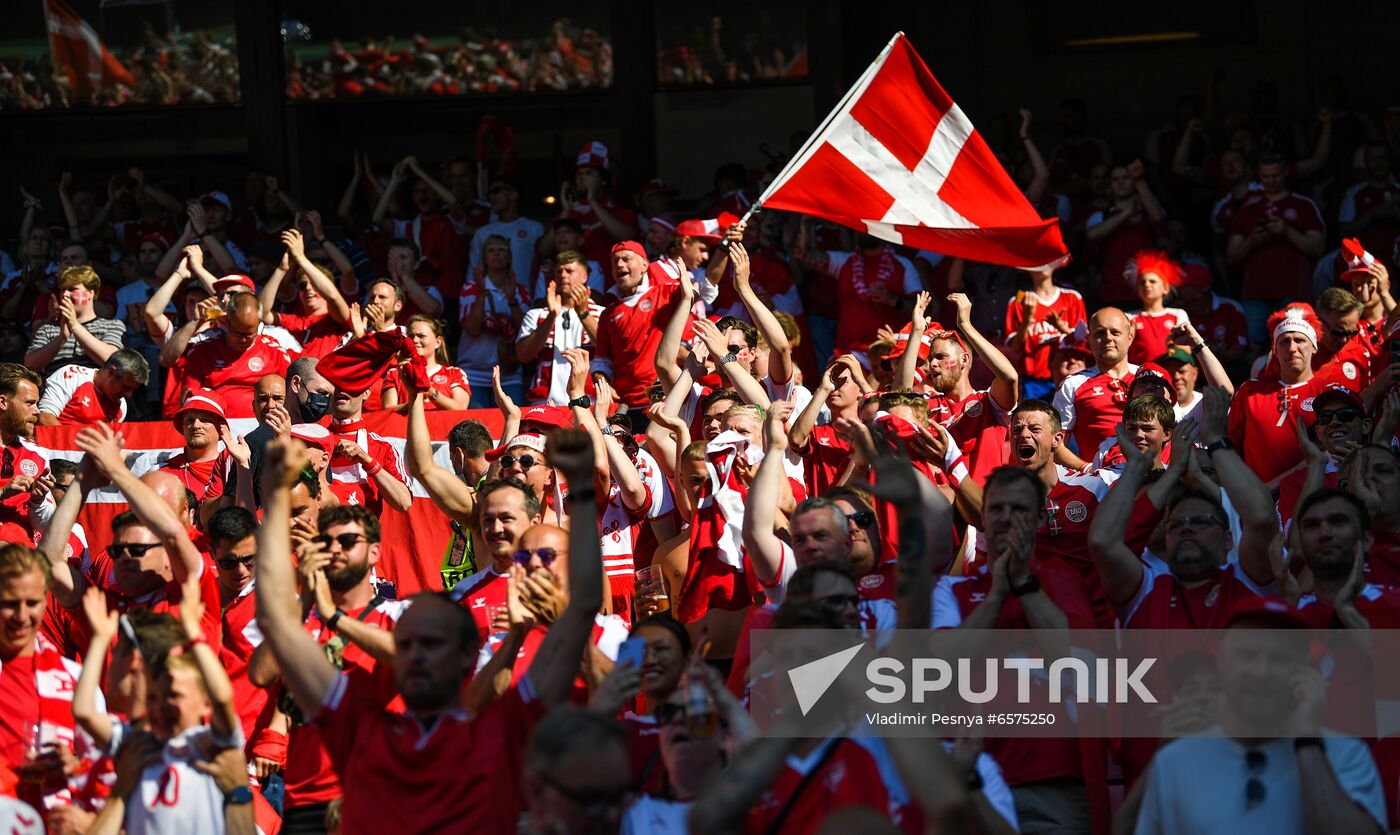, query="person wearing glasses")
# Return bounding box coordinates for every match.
[1312,286,1380,393]
[248,503,405,835]
[449,478,544,641]
[1275,386,1372,531]
[1129,595,1385,835]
